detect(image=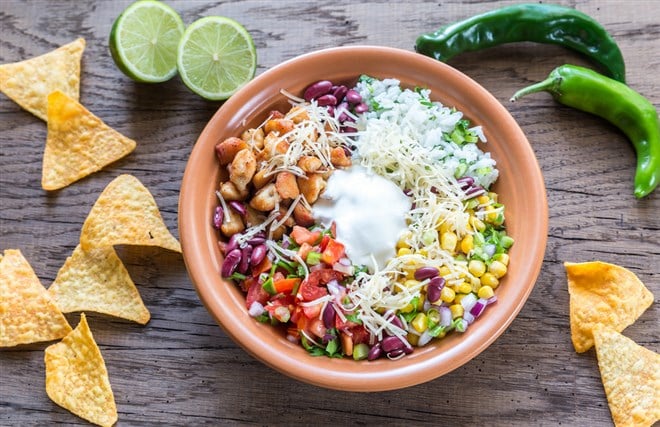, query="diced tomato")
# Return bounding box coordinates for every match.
[272,277,301,294]
[349,325,370,345]
[297,242,313,261]
[302,303,322,319]
[290,225,321,246]
[251,256,272,277]
[298,279,328,301]
[321,238,345,265]
[245,279,270,309]
[319,234,330,252]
